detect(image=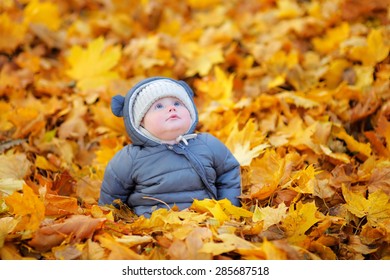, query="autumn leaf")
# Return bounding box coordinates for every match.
[2,0,390,261]
[277,0,304,19]
[96,233,144,260]
[43,193,79,216]
[225,119,269,166]
[218,198,252,219]
[115,235,154,248]
[23,0,61,31]
[58,96,88,139]
[194,66,235,107]
[342,185,390,227]
[282,201,321,245]
[182,43,224,77]
[324,59,352,89]
[347,29,390,66]
[333,126,372,159]
[276,91,320,109]
[35,155,59,172]
[168,227,213,259]
[312,22,350,54]
[28,215,105,252]
[0,153,31,195]
[286,165,320,194]
[199,233,257,256]
[4,185,45,232]
[190,199,230,223]
[7,107,46,138]
[0,13,26,52]
[94,137,125,168]
[247,149,289,200]
[0,217,19,247]
[186,0,221,9]
[253,203,288,230]
[66,37,122,91]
